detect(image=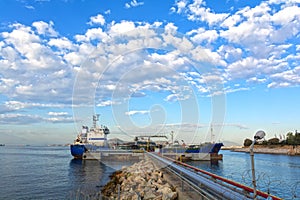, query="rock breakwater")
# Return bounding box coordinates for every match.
[101,158,178,200]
